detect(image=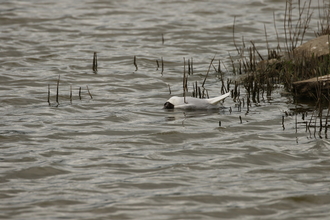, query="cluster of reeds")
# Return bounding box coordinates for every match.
[47,52,100,106]
[129,34,233,104]
[47,75,92,107]
[233,0,330,101]
[156,57,164,75]
[173,54,259,117]
[315,0,330,36]
[228,0,330,137]
[181,56,230,100]
[283,0,312,53]
[285,105,330,139]
[230,39,282,105]
[133,55,165,75]
[181,57,200,102]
